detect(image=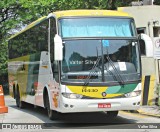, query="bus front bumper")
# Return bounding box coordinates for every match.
[56,95,141,113]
